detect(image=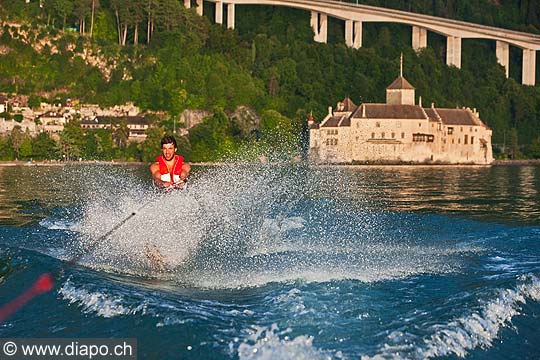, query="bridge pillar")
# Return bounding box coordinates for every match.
[412,26,427,51]
[345,20,362,49]
[196,0,203,16]
[354,21,362,49]
[215,1,223,25]
[446,36,461,68]
[496,41,509,78]
[522,48,536,86]
[227,3,235,29]
[345,20,353,47]
[310,11,327,44]
[183,0,190,9]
